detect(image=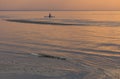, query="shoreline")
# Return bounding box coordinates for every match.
[0,51,119,79]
